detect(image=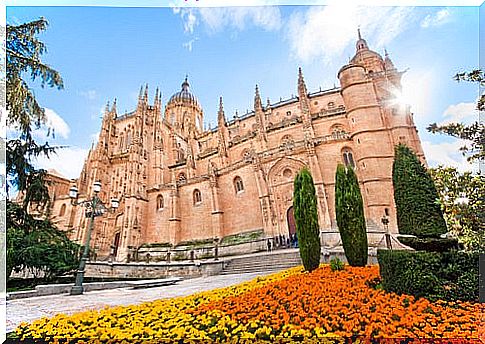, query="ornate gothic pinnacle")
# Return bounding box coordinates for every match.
[298,67,307,98]
[139,85,144,99]
[254,84,263,111]
[111,98,117,114]
[218,96,226,127]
